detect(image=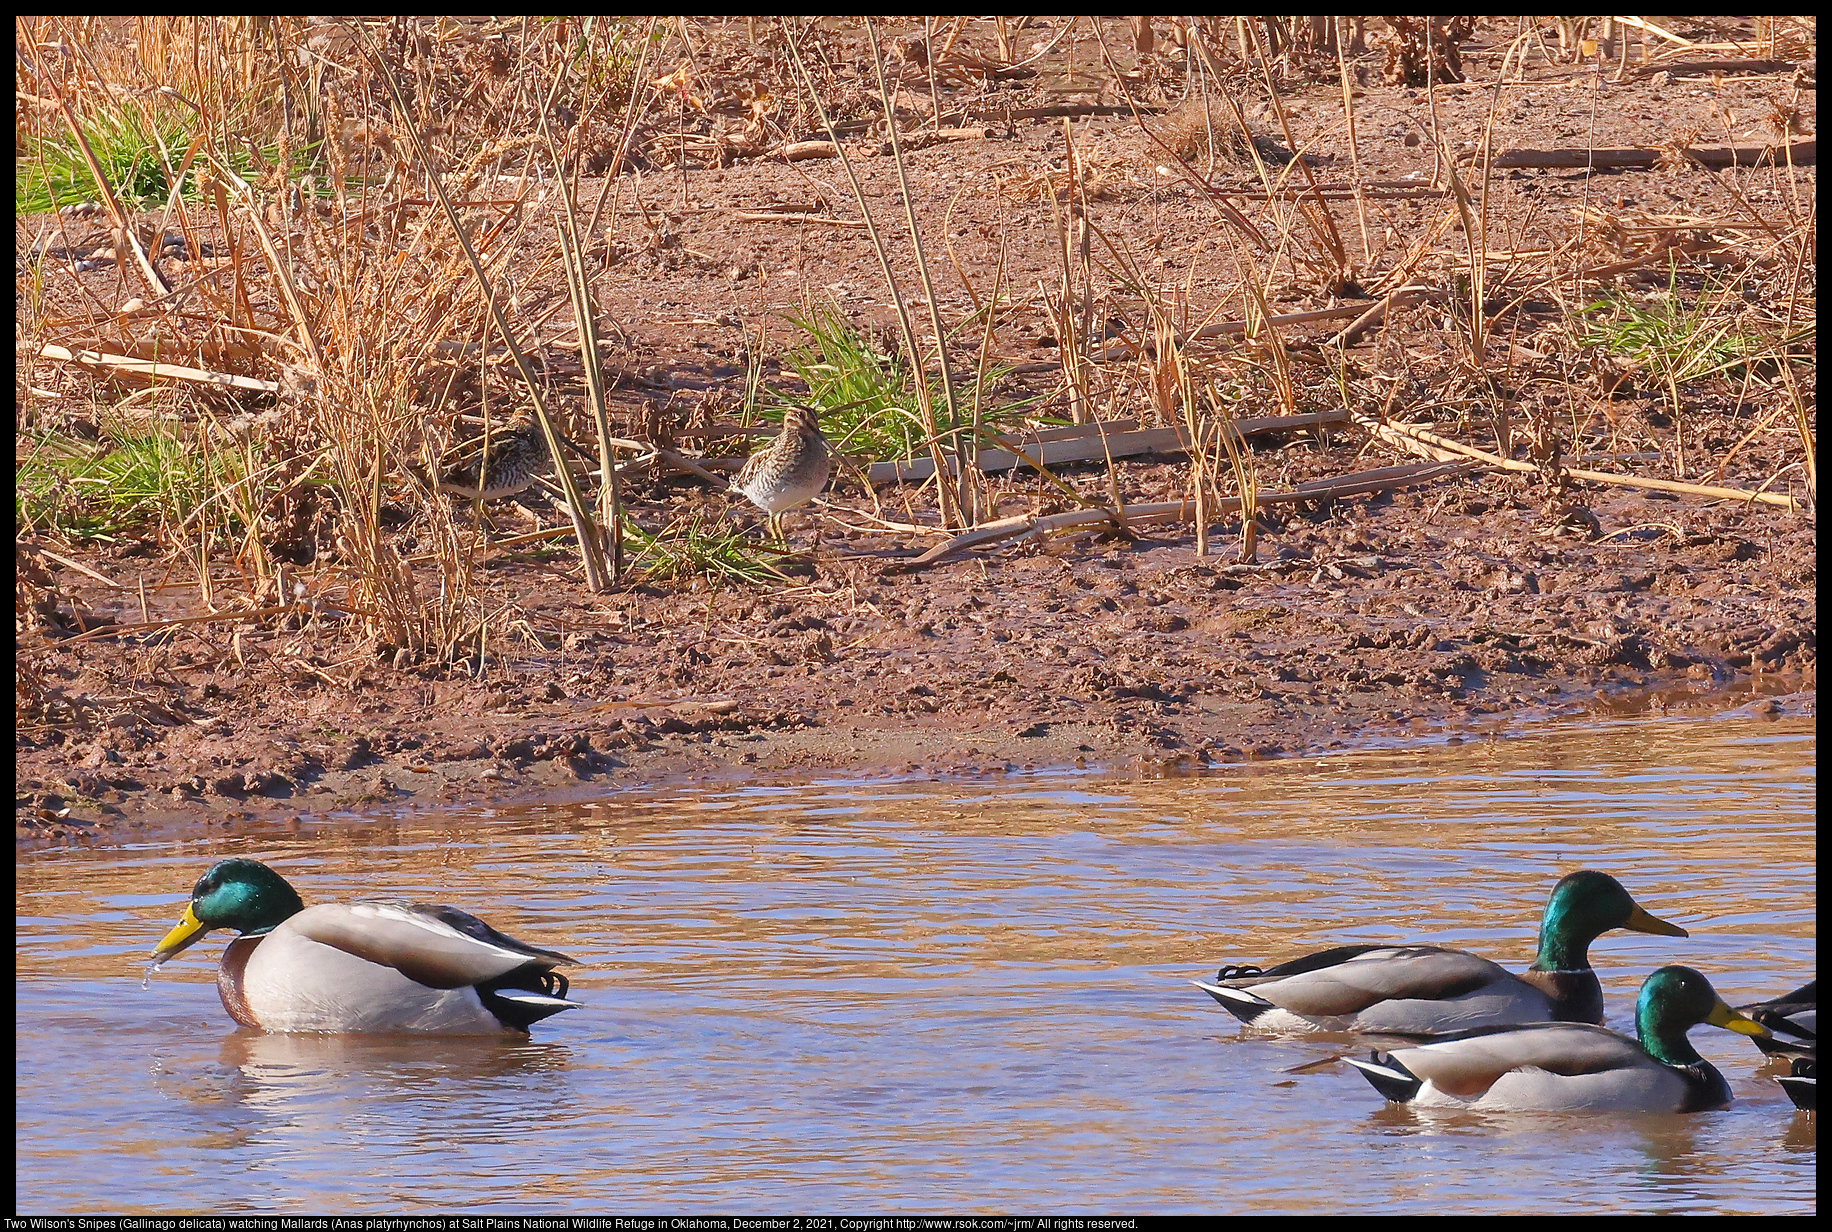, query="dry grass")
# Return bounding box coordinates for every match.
[16,15,1816,706]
